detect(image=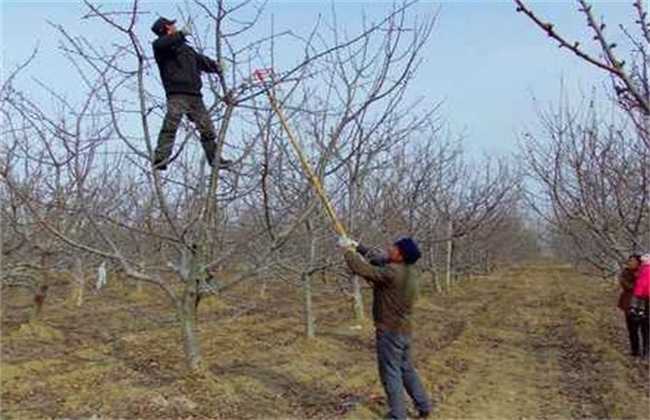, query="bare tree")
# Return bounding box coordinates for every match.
[236,2,440,332]
[351,127,523,291]
[515,0,649,147]
[1,0,441,369]
[309,3,437,321]
[522,99,649,273]
[515,0,649,273]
